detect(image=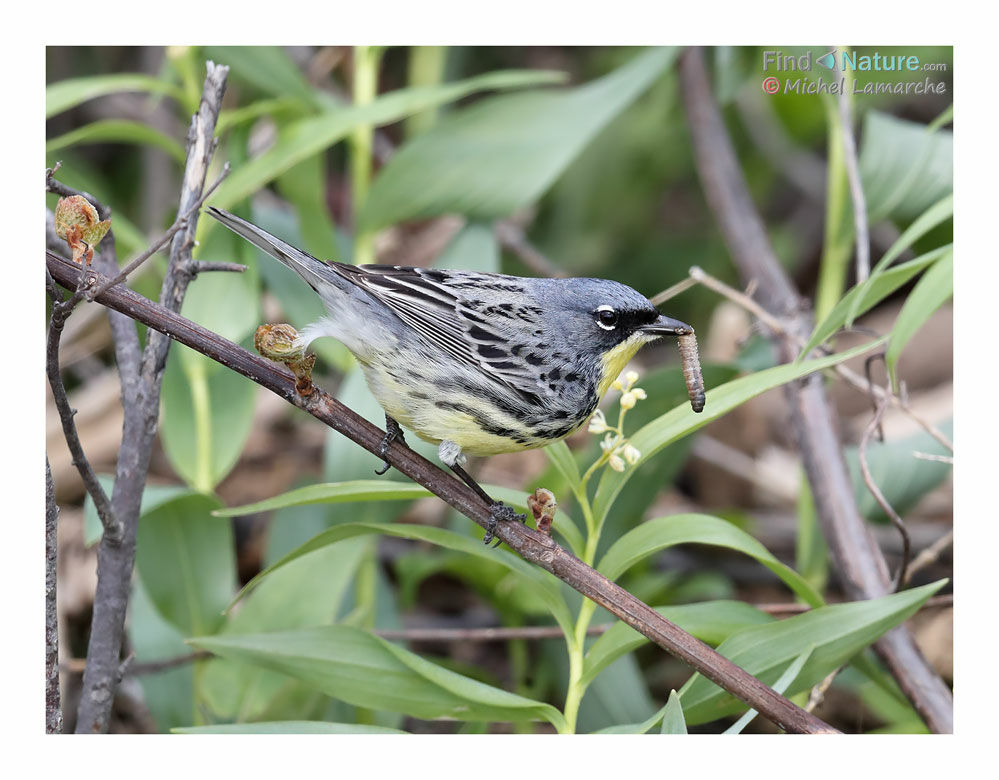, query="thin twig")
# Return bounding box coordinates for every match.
[858,396,911,591]
[46,287,122,543]
[494,218,565,278]
[680,46,951,733]
[191,260,248,274]
[834,53,871,283]
[805,667,842,713]
[650,276,698,306]
[688,265,787,336]
[904,530,953,586]
[47,250,838,735]
[72,61,230,736]
[82,163,230,305]
[45,458,63,734]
